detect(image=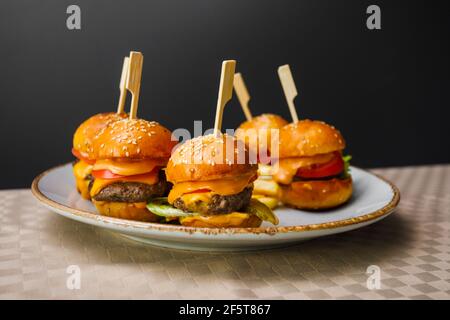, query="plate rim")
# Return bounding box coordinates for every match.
[31,163,400,235]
